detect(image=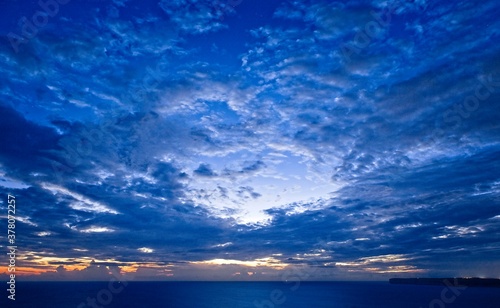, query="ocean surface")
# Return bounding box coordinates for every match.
[3,281,500,308]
